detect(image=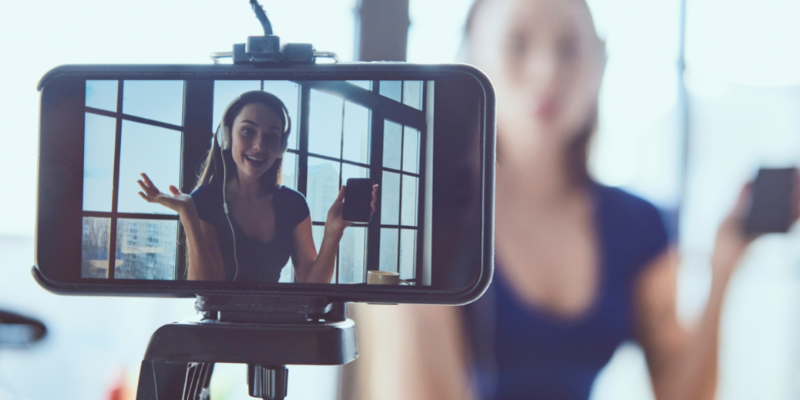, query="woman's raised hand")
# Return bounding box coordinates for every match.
[713,172,800,280]
[325,184,380,235]
[137,173,195,215]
